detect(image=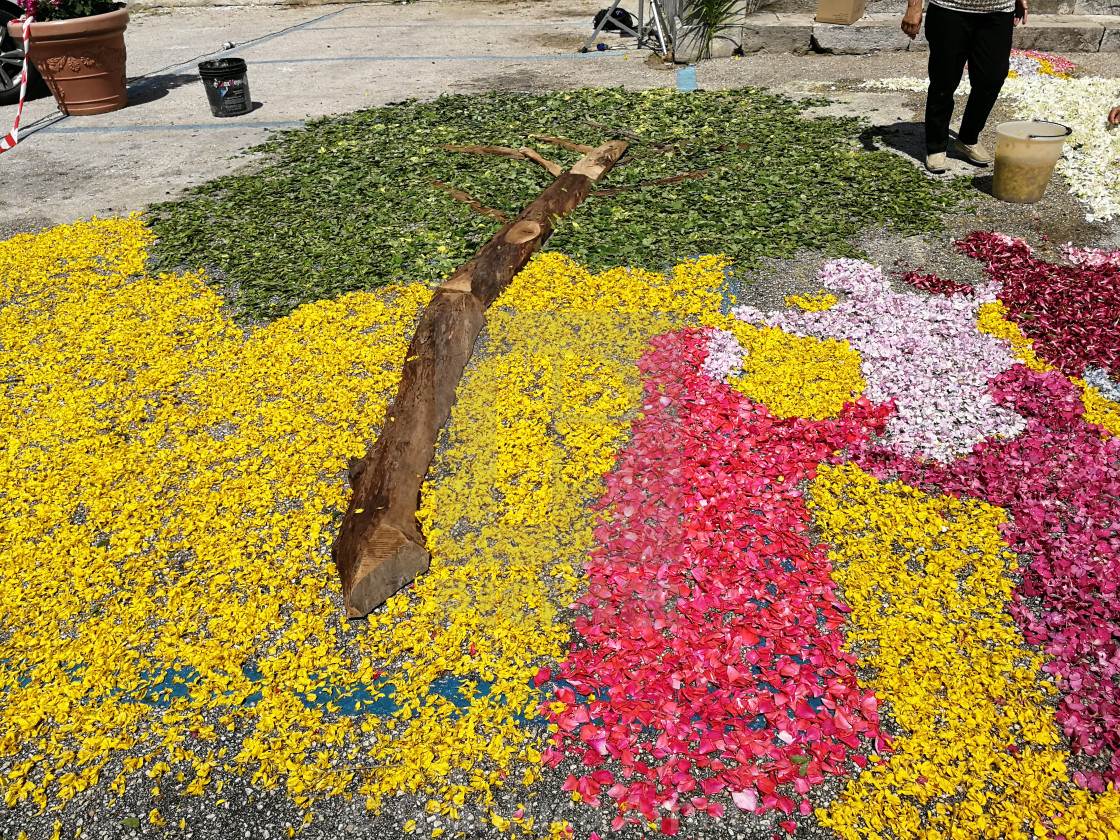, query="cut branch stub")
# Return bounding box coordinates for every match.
[593,169,712,198]
[432,181,509,223]
[518,147,563,178]
[333,139,628,617]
